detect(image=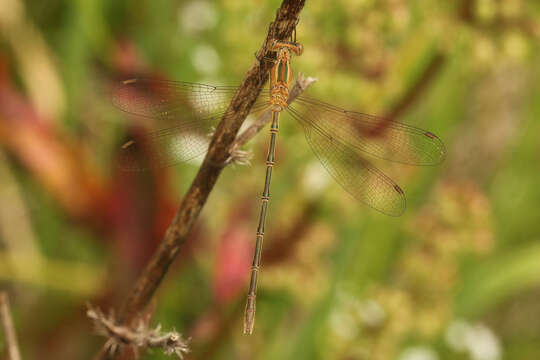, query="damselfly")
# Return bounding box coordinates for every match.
[111,39,445,335]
